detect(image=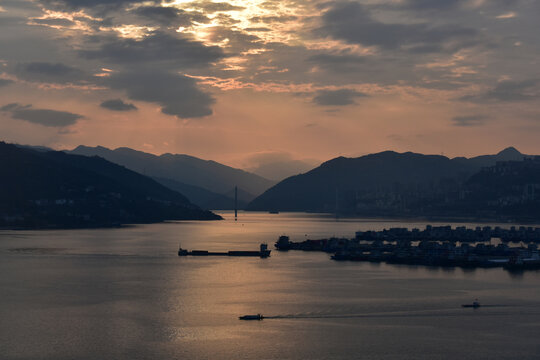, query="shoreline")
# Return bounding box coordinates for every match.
[244,210,540,226]
[0,215,223,231]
